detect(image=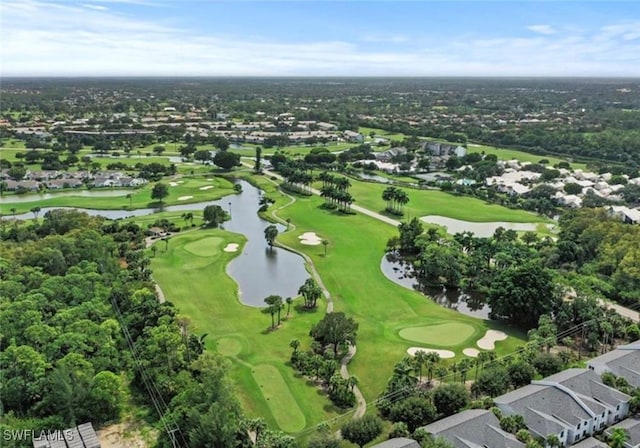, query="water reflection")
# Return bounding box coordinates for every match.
[7,181,310,308]
[380,253,490,319]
